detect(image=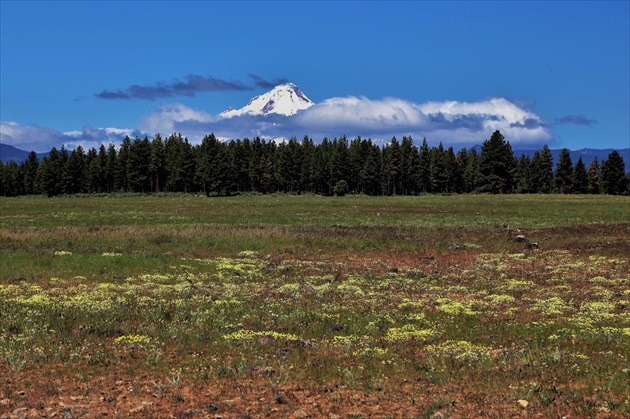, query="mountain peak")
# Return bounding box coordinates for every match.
[220,83,313,118]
